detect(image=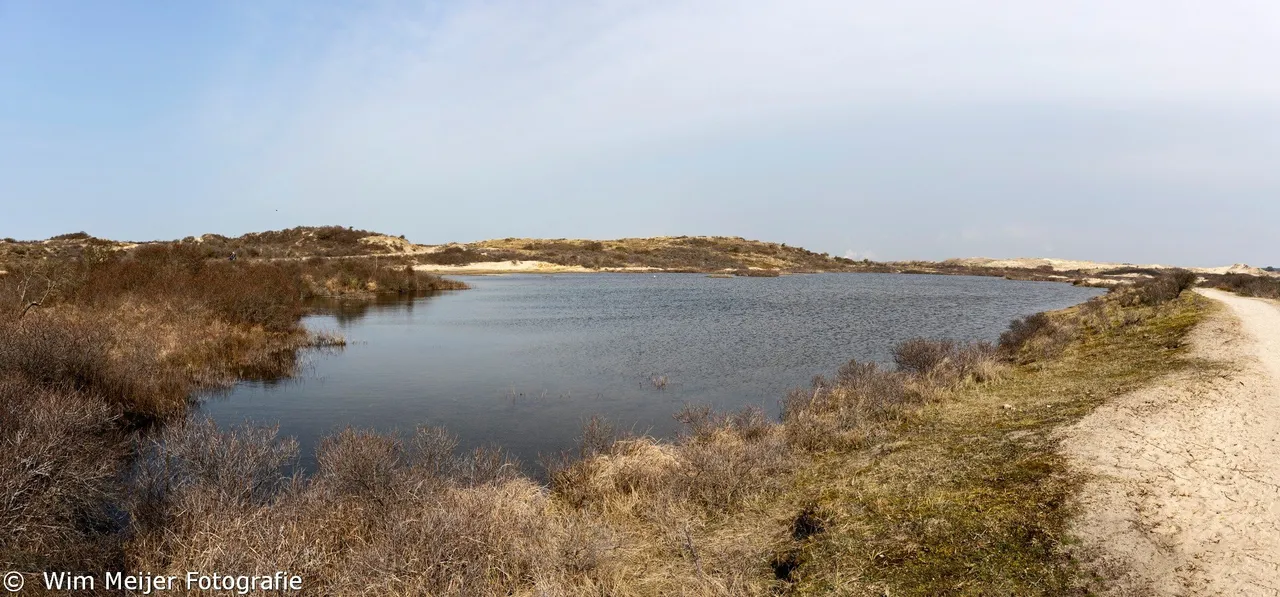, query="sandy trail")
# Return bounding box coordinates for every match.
[1066,289,1280,596]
